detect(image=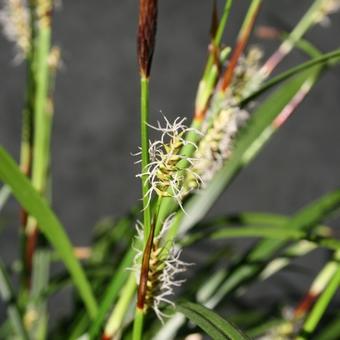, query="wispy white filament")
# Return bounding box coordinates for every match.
[0,0,30,61]
[315,0,340,26]
[137,116,202,208]
[132,215,190,321]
